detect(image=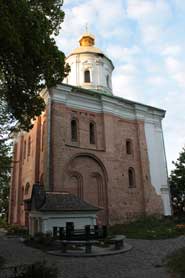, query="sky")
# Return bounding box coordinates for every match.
[55,0,185,172]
